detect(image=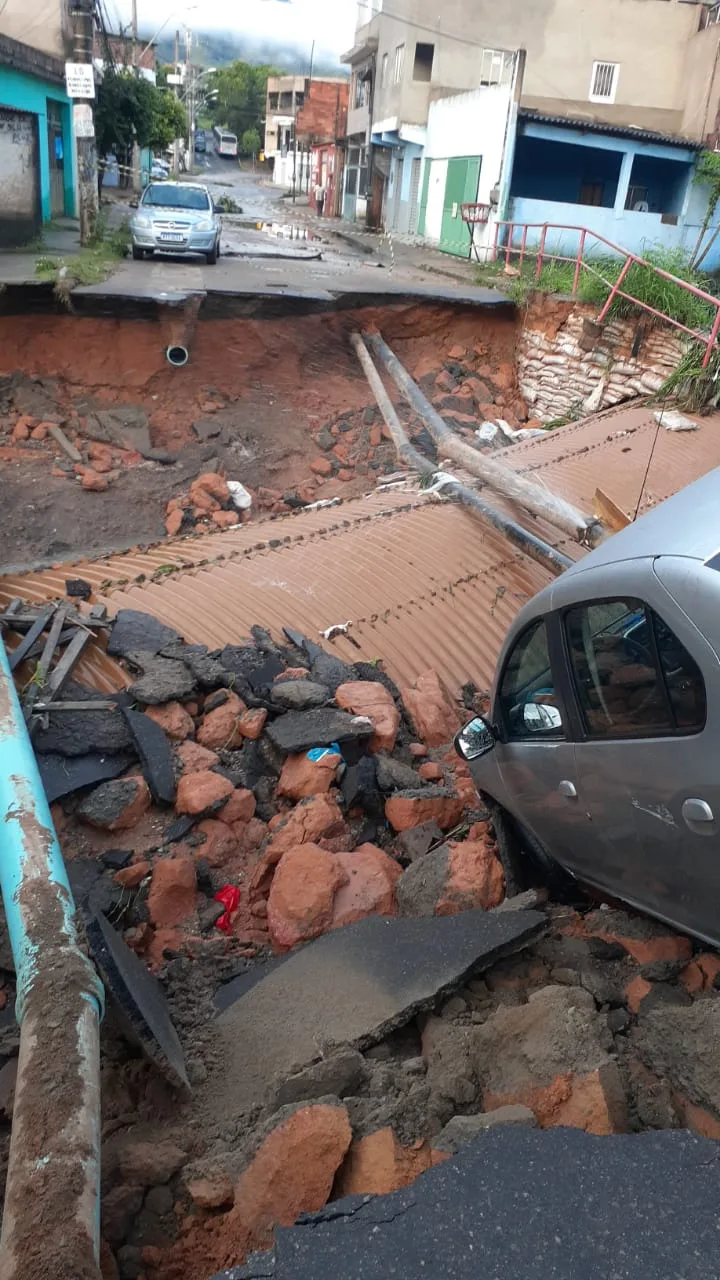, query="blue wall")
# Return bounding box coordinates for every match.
[0,66,75,222]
